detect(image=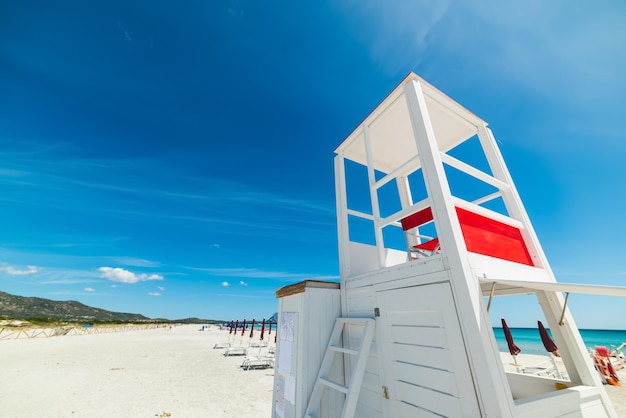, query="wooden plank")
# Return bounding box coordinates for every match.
[354,402,384,418]
[356,385,383,414]
[365,354,380,375]
[361,371,381,393]
[392,360,459,398]
[349,337,378,356]
[391,343,452,372]
[394,380,463,417]
[347,288,373,311]
[389,325,448,348]
[386,309,444,327]
[396,400,443,418]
